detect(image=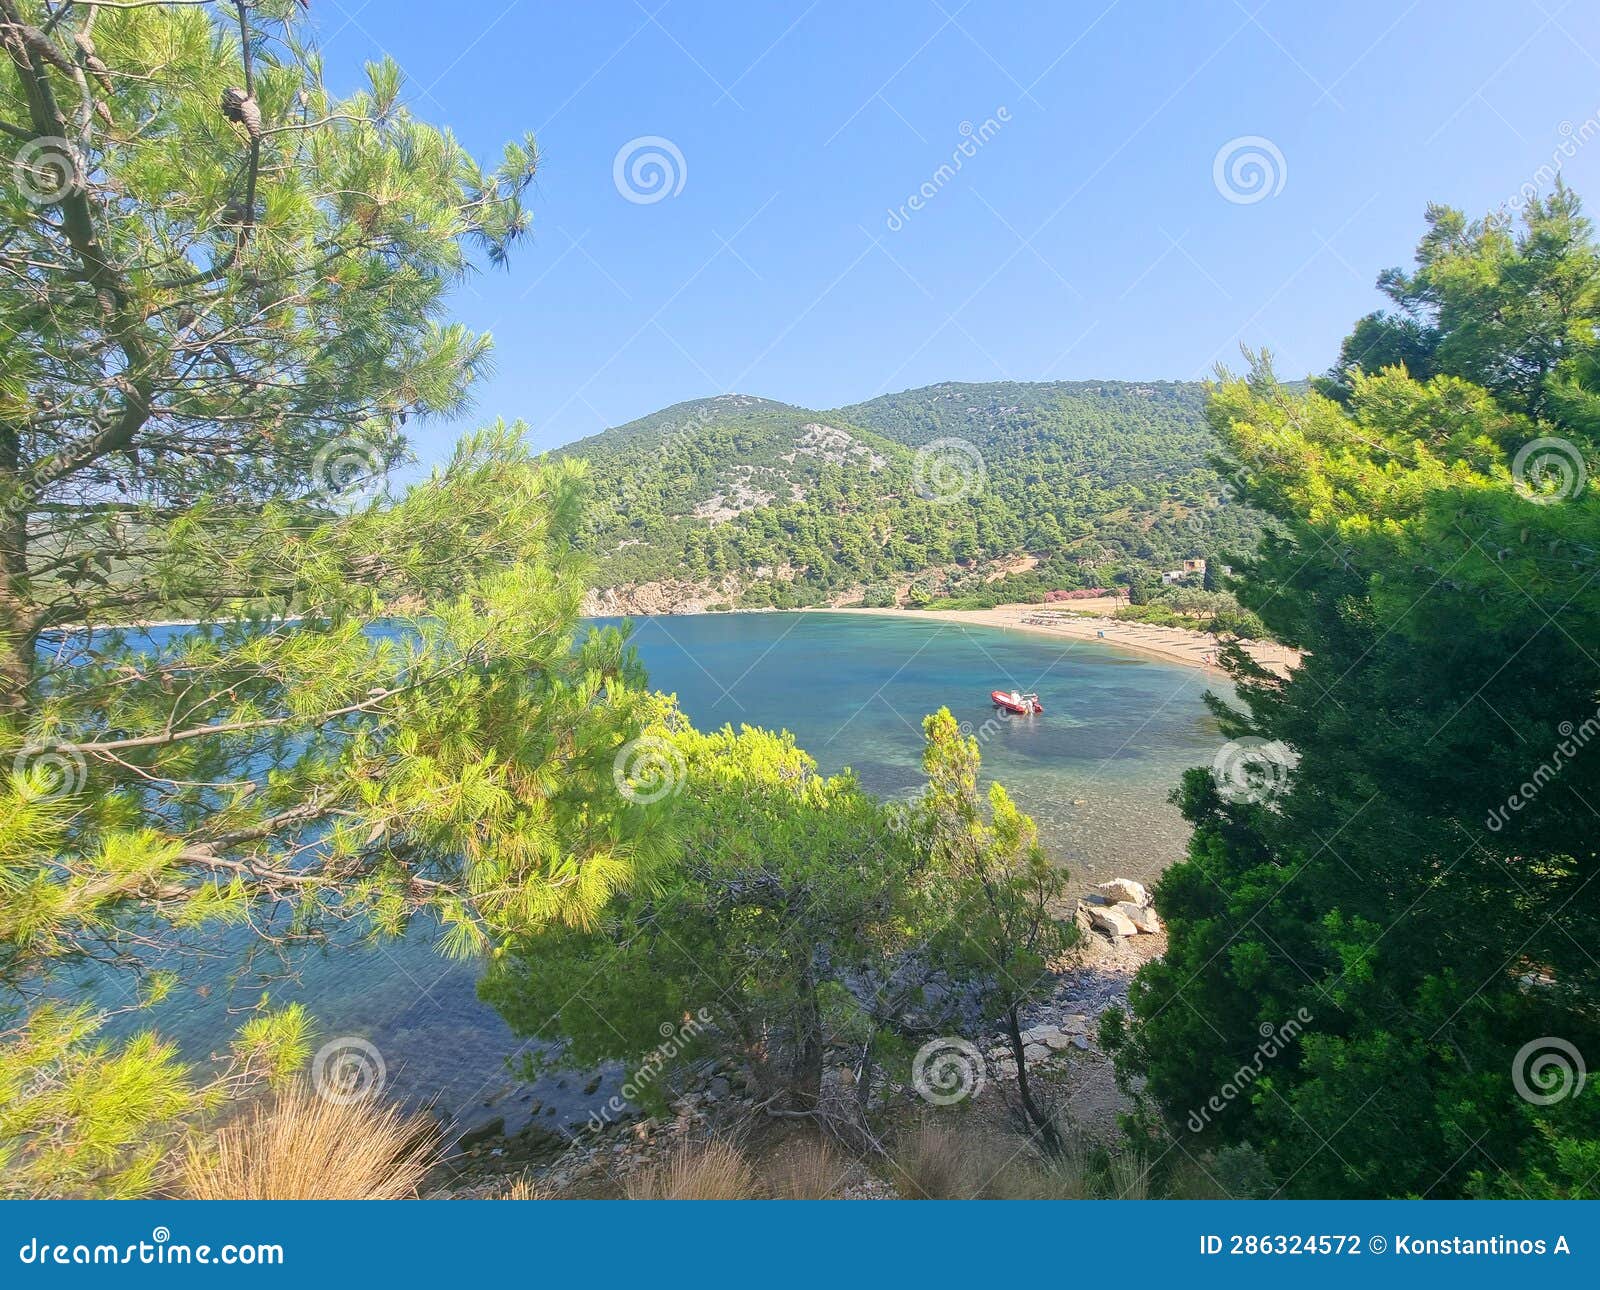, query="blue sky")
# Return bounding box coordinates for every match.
[315,0,1600,461]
